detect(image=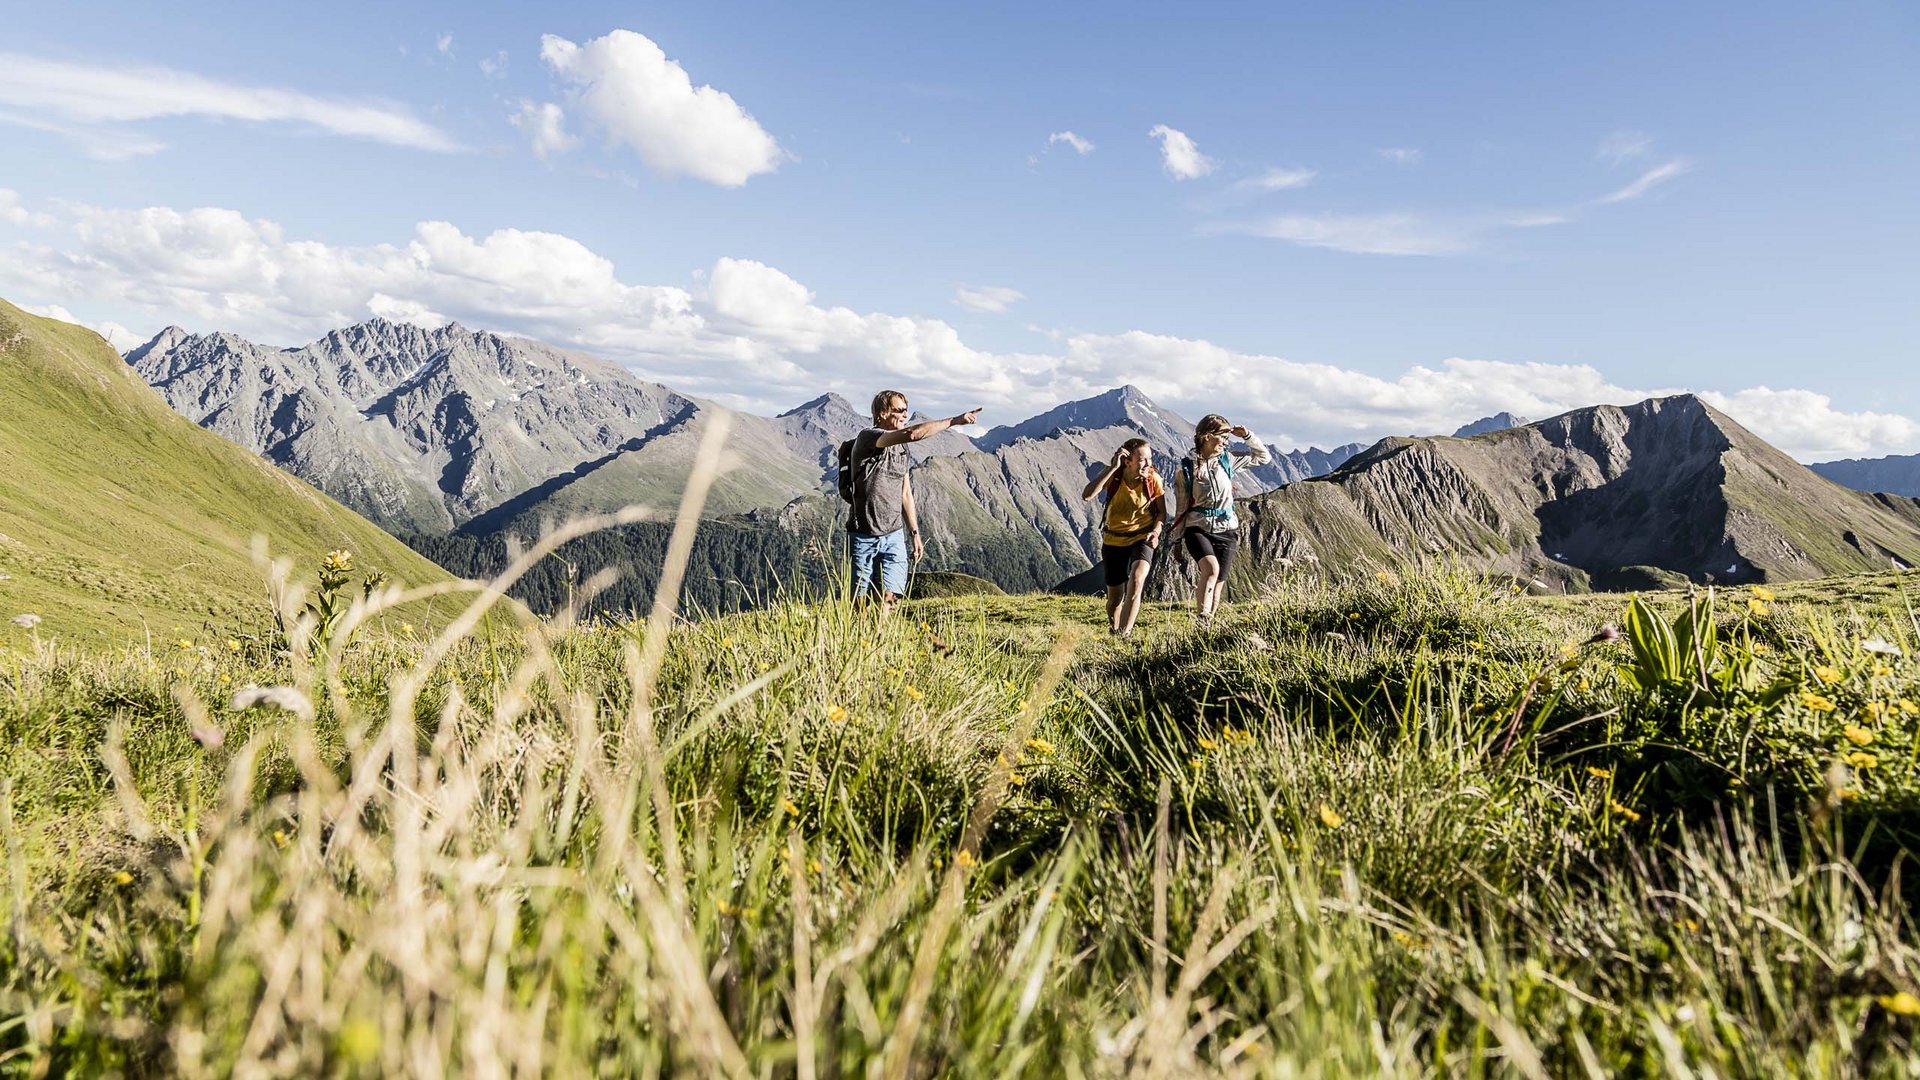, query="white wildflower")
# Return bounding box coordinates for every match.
[1862,638,1902,656]
[10,613,41,629]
